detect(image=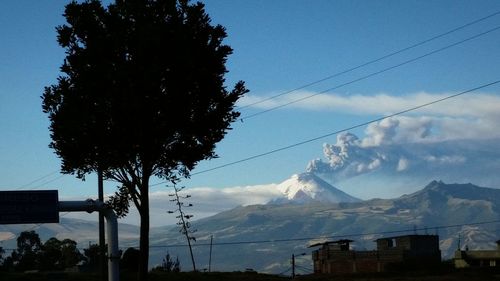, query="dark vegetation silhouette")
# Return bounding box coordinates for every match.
[0,231,84,272]
[82,243,102,271]
[0,231,167,275]
[151,252,180,273]
[162,252,180,273]
[121,247,140,272]
[12,230,43,271]
[0,247,4,266]
[42,0,247,280]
